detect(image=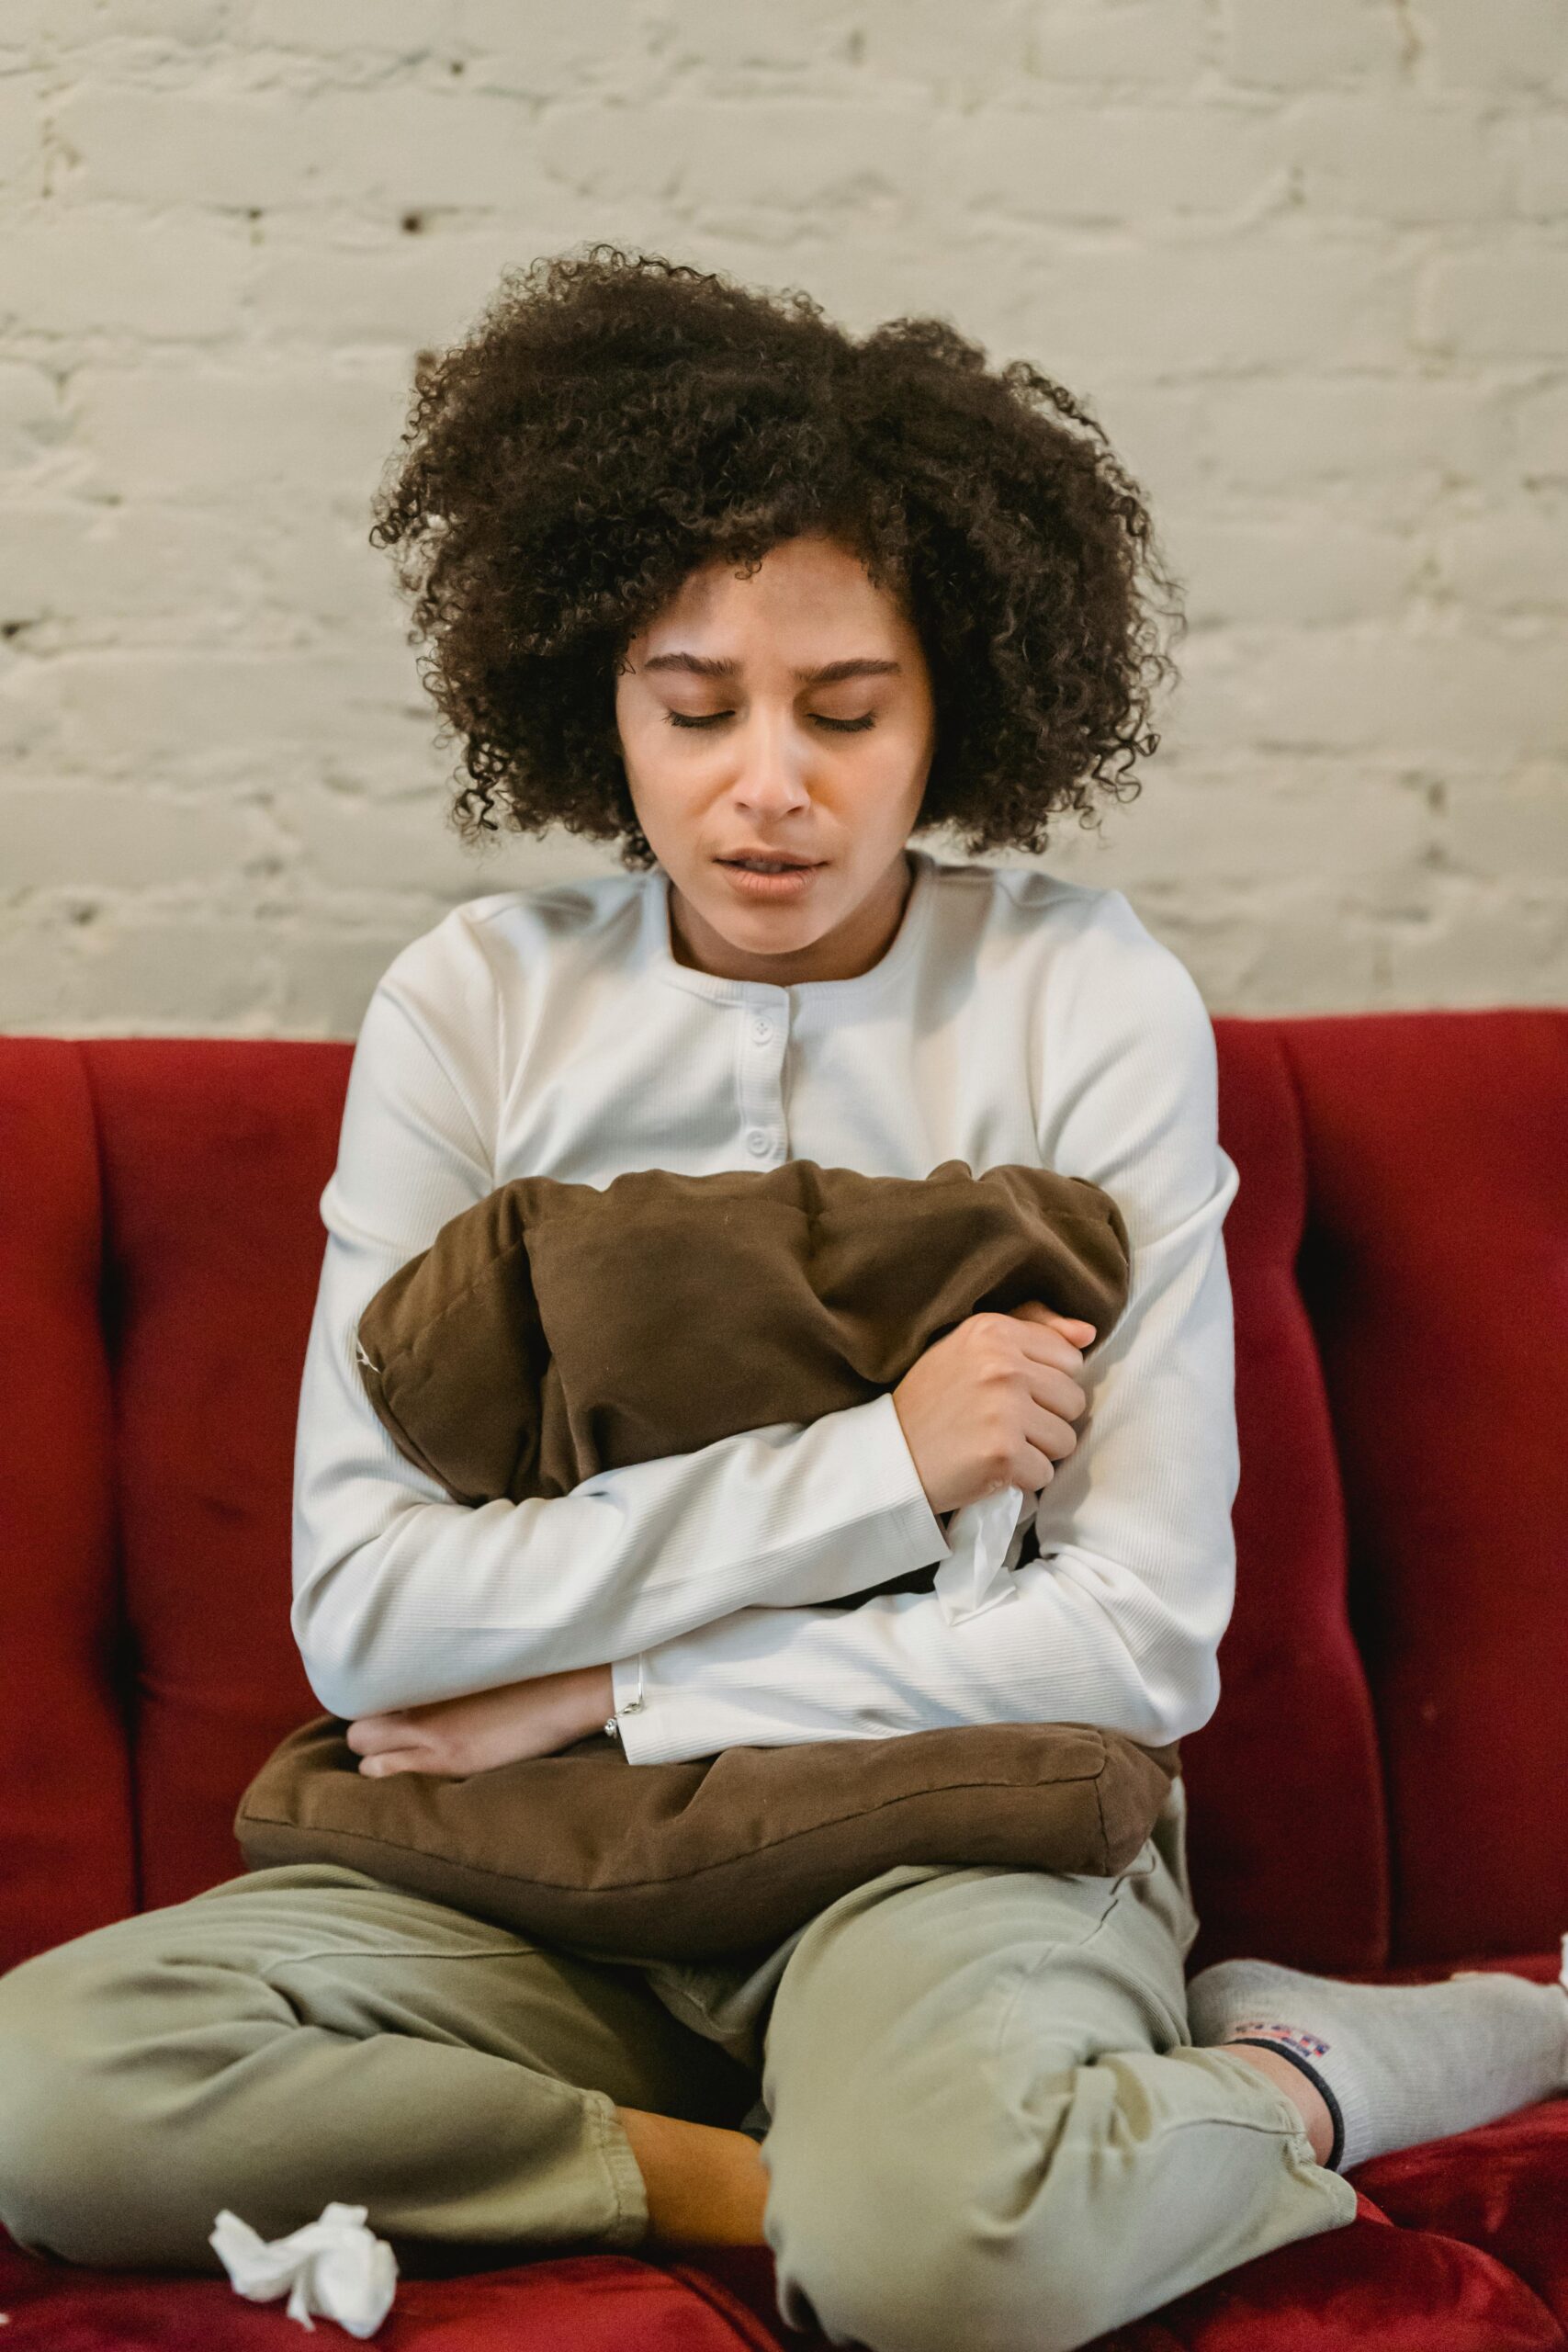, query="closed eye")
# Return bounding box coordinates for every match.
[667,711,876,733]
